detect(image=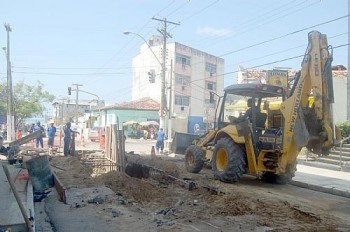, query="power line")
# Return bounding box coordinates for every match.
[208,0,320,46]
[103,42,350,103]
[183,0,311,48]
[166,0,191,17]
[12,71,126,76]
[186,42,349,92]
[220,14,349,57]
[12,64,159,70]
[224,42,349,76]
[226,32,348,69]
[177,0,220,23]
